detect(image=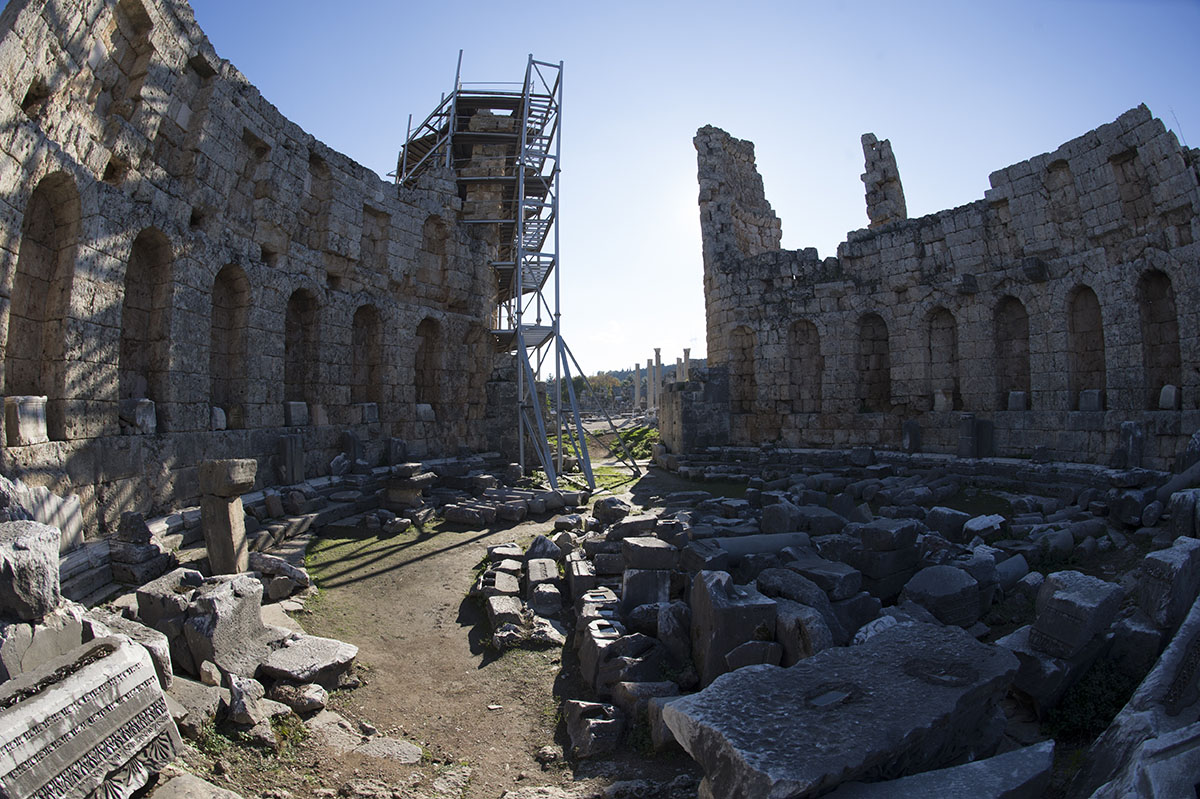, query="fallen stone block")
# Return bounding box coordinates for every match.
[593,496,631,525]
[0,520,61,621]
[825,739,1054,798]
[0,636,182,799]
[184,574,293,679]
[756,567,846,645]
[691,570,778,687]
[612,680,680,720]
[1030,570,1122,659]
[258,634,358,689]
[268,681,328,714]
[596,633,667,698]
[786,556,862,601]
[622,536,679,570]
[662,624,1017,799]
[1138,536,1200,632]
[831,591,883,640]
[84,607,173,689]
[900,565,981,628]
[775,598,833,665]
[620,569,670,616]
[565,699,624,757]
[609,513,658,539]
[859,518,920,551]
[724,640,782,671]
[995,624,1111,715]
[578,618,625,687]
[662,623,1017,796]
